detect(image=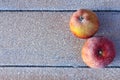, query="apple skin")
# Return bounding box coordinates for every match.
[69,9,99,39]
[81,36,116,68]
